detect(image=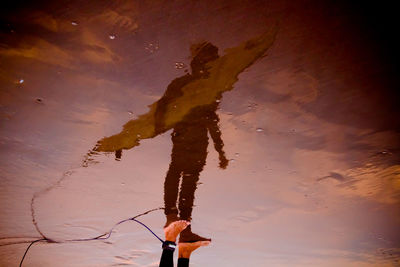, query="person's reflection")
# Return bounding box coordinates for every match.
[154,42,228,265]
[96,28,277,266]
